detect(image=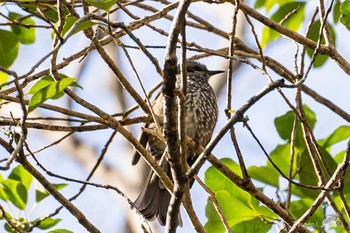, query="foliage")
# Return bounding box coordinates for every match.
[205,158,277,232]
[84,0,118,12]
[0,165,68,232]
[205,105,350,232]
[0,0,349,232]
[257,0,343,67]
[27,74,82,112]
[341,0,350,30]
